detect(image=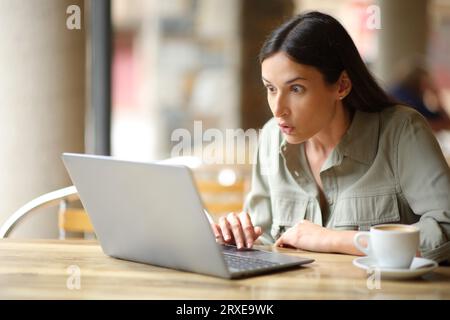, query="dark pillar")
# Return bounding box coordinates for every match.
[240,0,294,130]
[88,0,112,155]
